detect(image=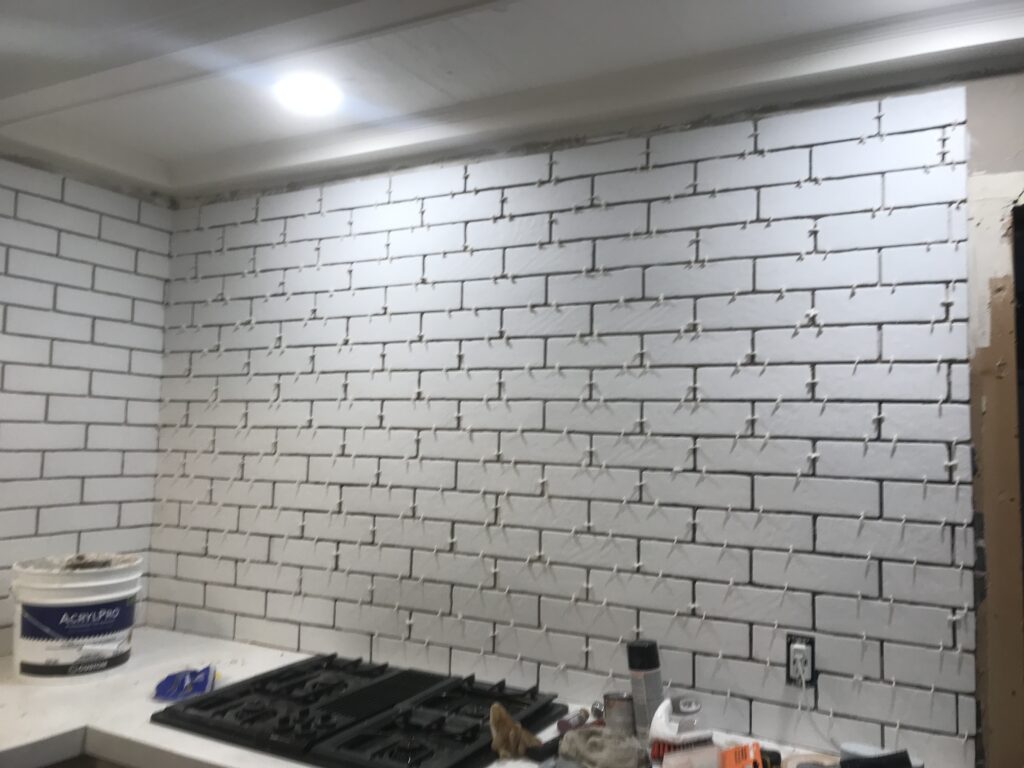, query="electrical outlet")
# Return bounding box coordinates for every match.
[786,634,816,686]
